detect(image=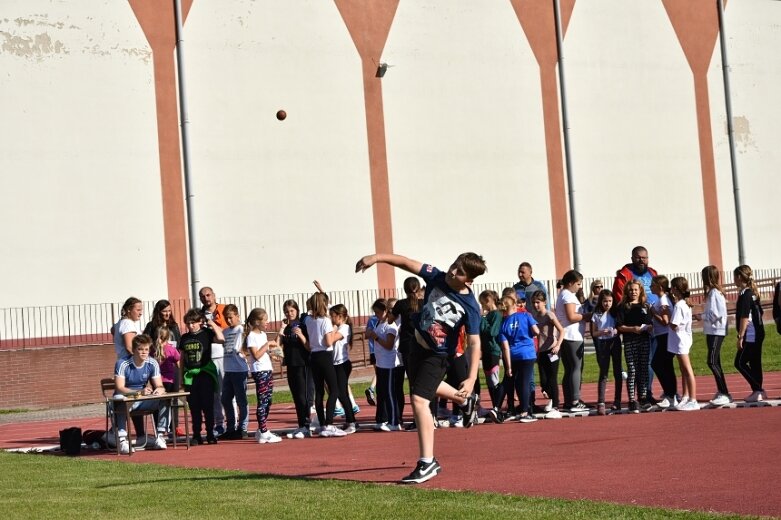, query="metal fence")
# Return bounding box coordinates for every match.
[2,268,779,349]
